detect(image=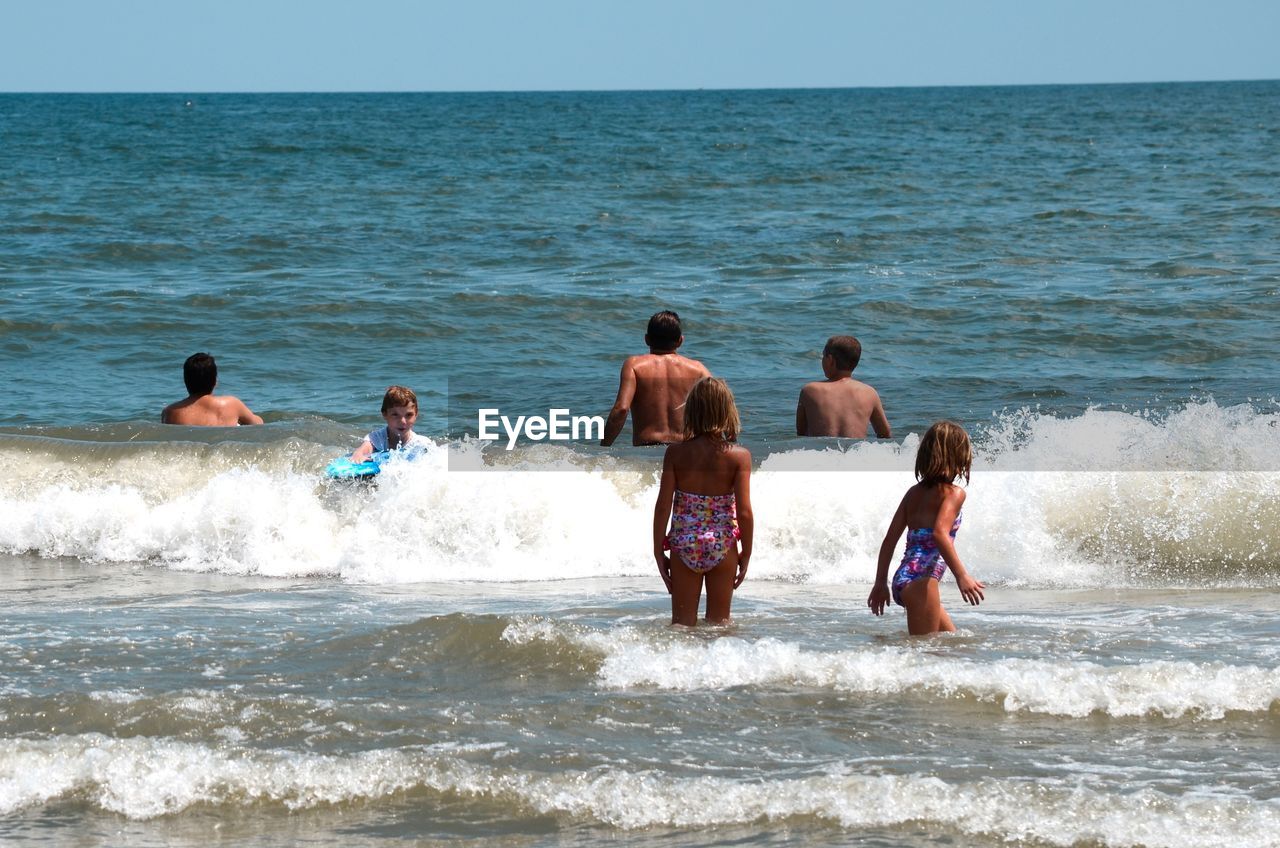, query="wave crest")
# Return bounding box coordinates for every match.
[1,402,1278,586]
